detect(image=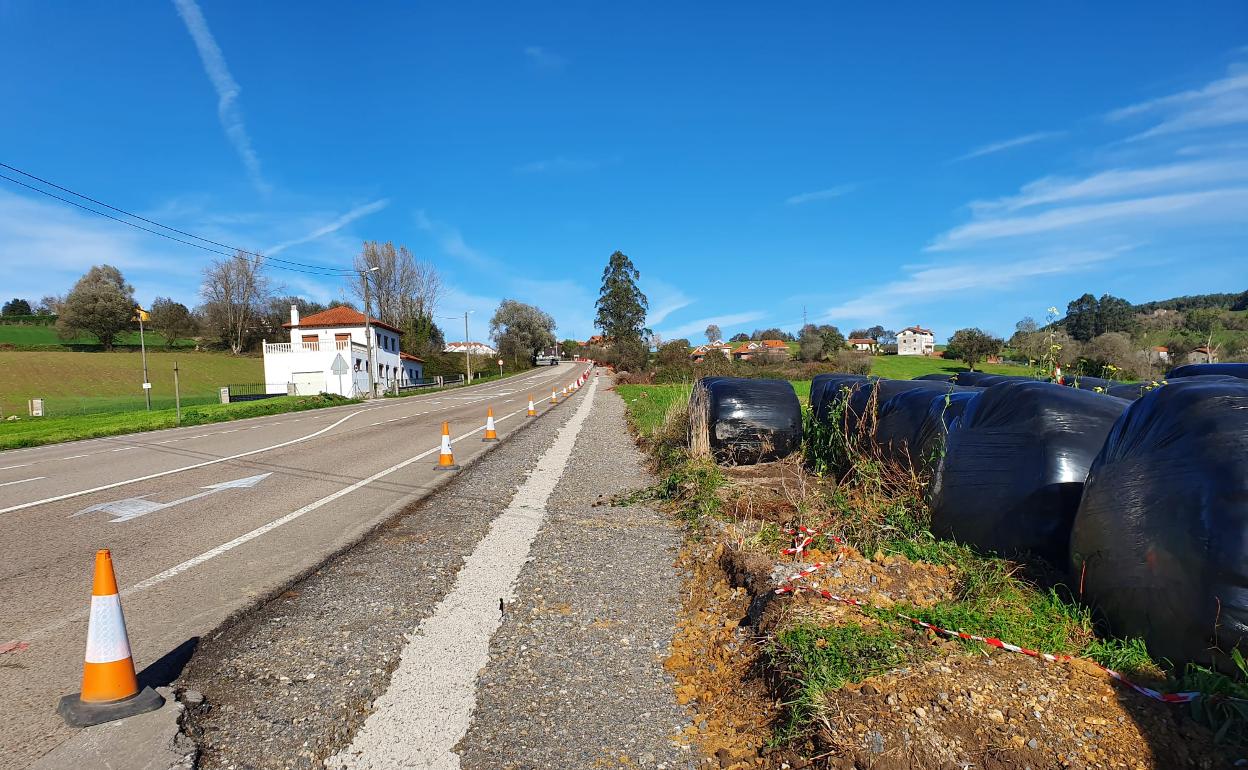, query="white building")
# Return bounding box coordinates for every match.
[444,341,498,356]
[263,305,424,397]
[896,326,935,356]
